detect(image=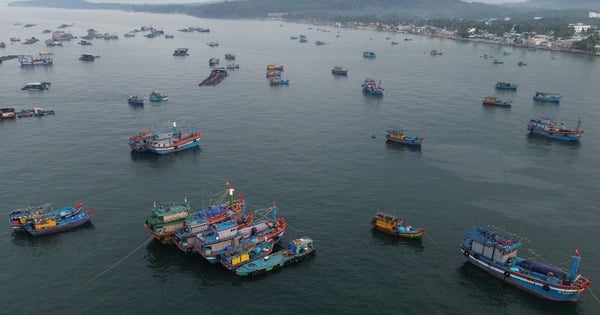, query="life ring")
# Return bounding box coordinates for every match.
[542,284,550,291]
[463,250,470,257]
[504,271,510,278]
